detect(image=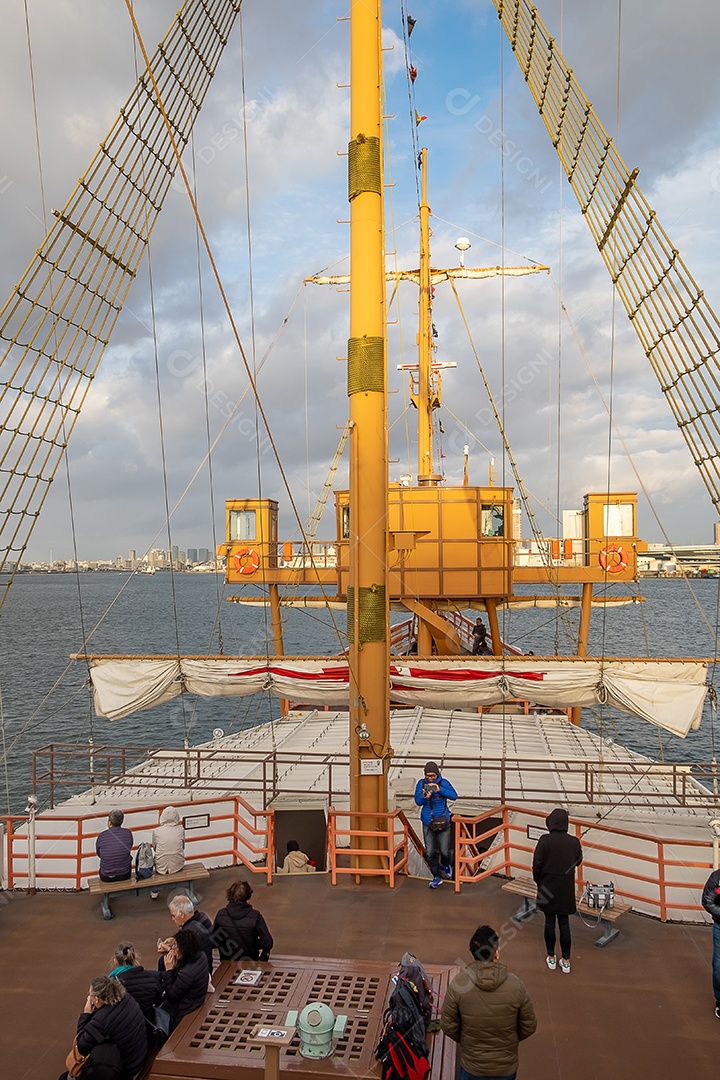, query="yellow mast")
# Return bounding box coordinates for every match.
[417,148,439,486]
[347,0,390,838]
